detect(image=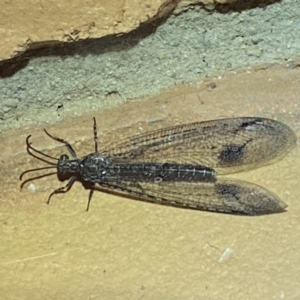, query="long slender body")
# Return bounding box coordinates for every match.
[68,154,216,183]
[20,117,297,215]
